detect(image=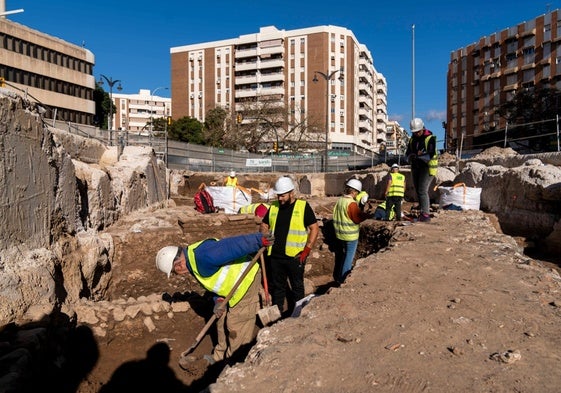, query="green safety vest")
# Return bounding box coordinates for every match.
[267,200,308,257]
[387,173,405,197]
[186,240,259,307]
[333,196,360,241]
